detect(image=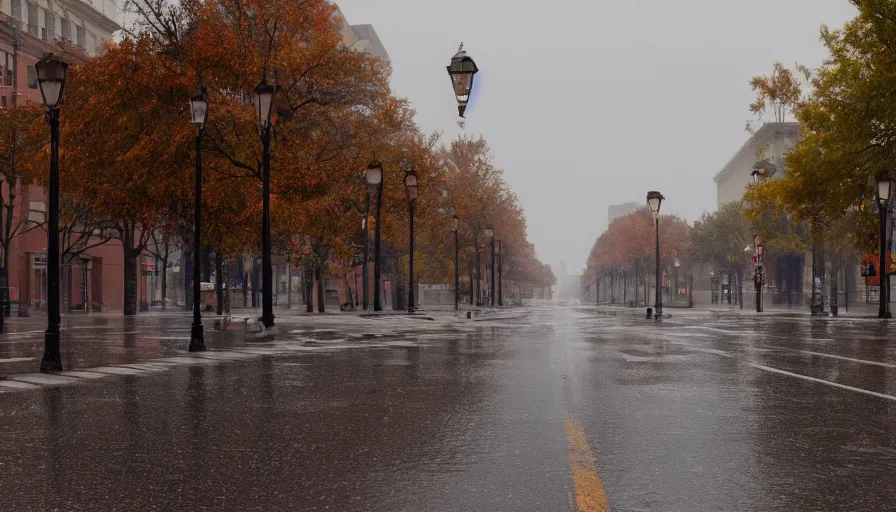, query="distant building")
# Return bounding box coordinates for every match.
[333,6,389,61]
[714,122,798,206]
[608,202,641,223]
